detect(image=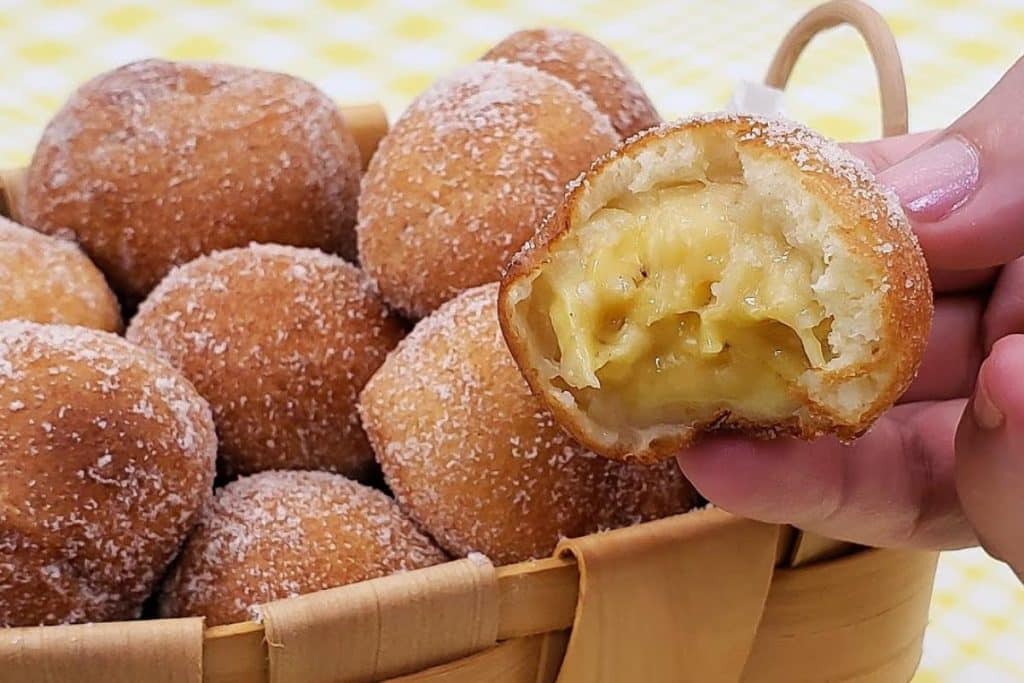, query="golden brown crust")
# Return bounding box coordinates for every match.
[0,217,121,331]
[22,59,362,302]
[0,322,216,626]
[356,61,618,319]
[358,283,700,563]
[158,471,447,626]
[482,28,661,139]
[127,244,404,478]
[499,114,933,463]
